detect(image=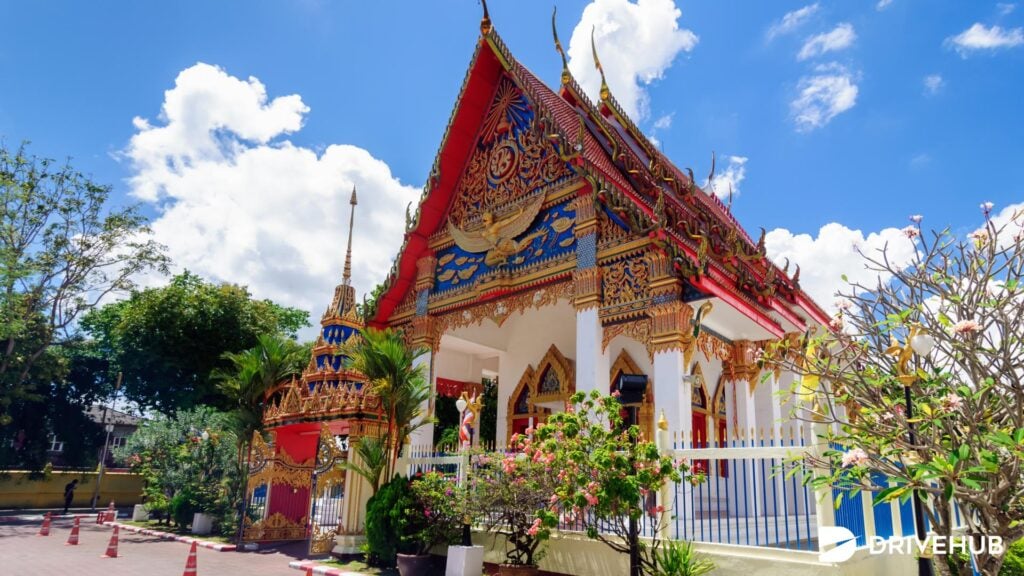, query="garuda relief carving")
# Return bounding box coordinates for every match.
[448,193,545,267]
